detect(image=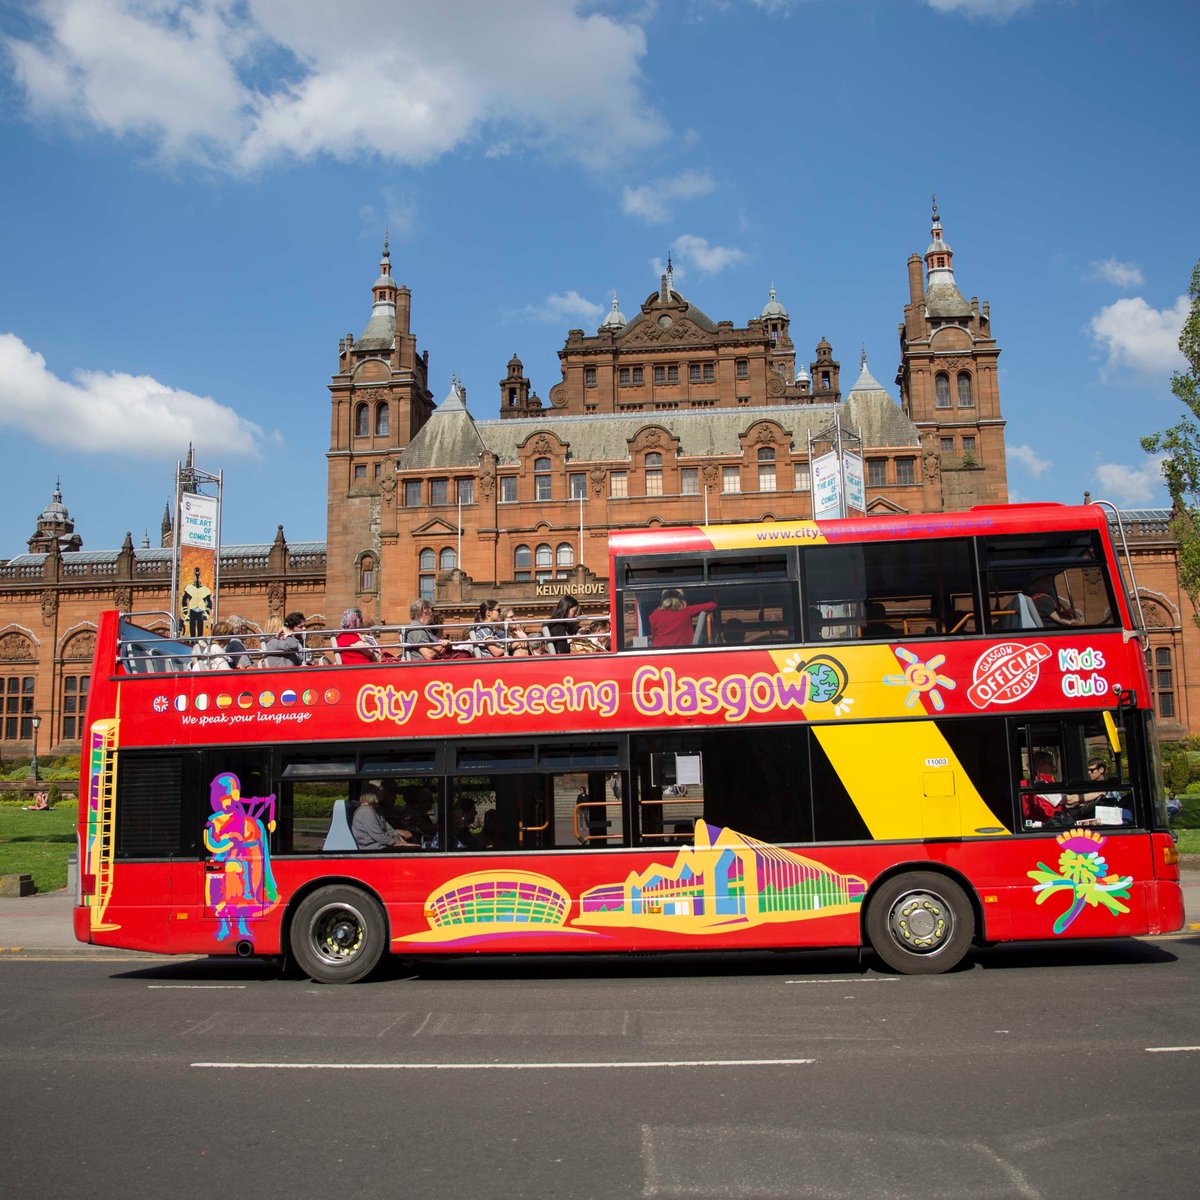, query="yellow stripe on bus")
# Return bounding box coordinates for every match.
[813,720,1010,841]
